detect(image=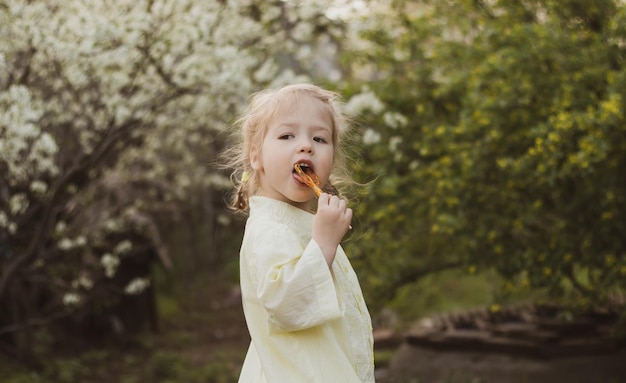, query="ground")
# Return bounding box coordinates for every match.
[380,343,626,383]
